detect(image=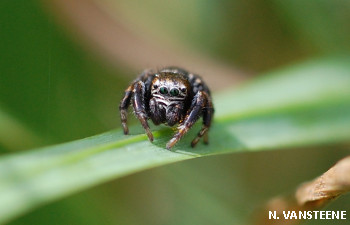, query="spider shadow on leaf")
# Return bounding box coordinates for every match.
[149,122,246,156]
